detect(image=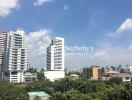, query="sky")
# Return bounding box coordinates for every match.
[0,0,132,70]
